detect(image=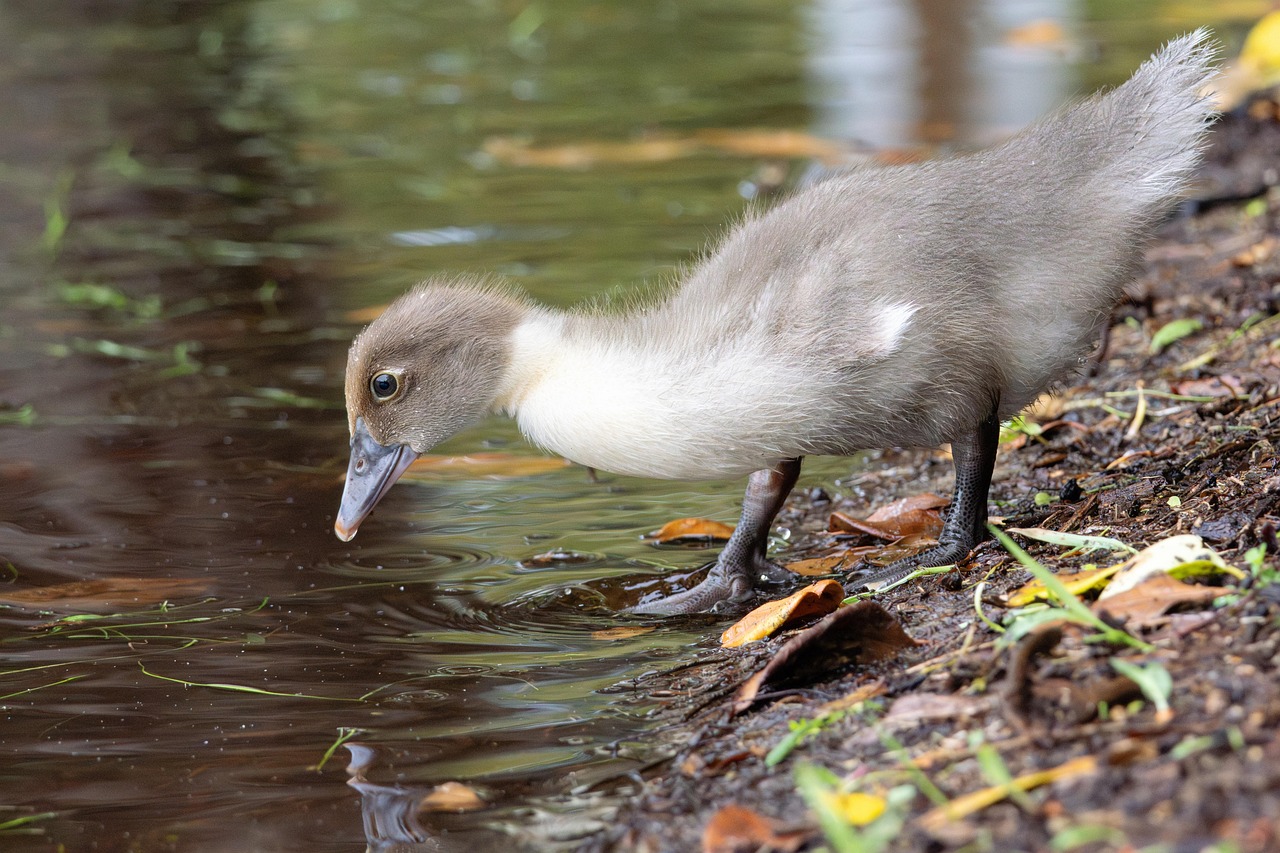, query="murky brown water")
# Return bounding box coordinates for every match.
[0,1,1237,849]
